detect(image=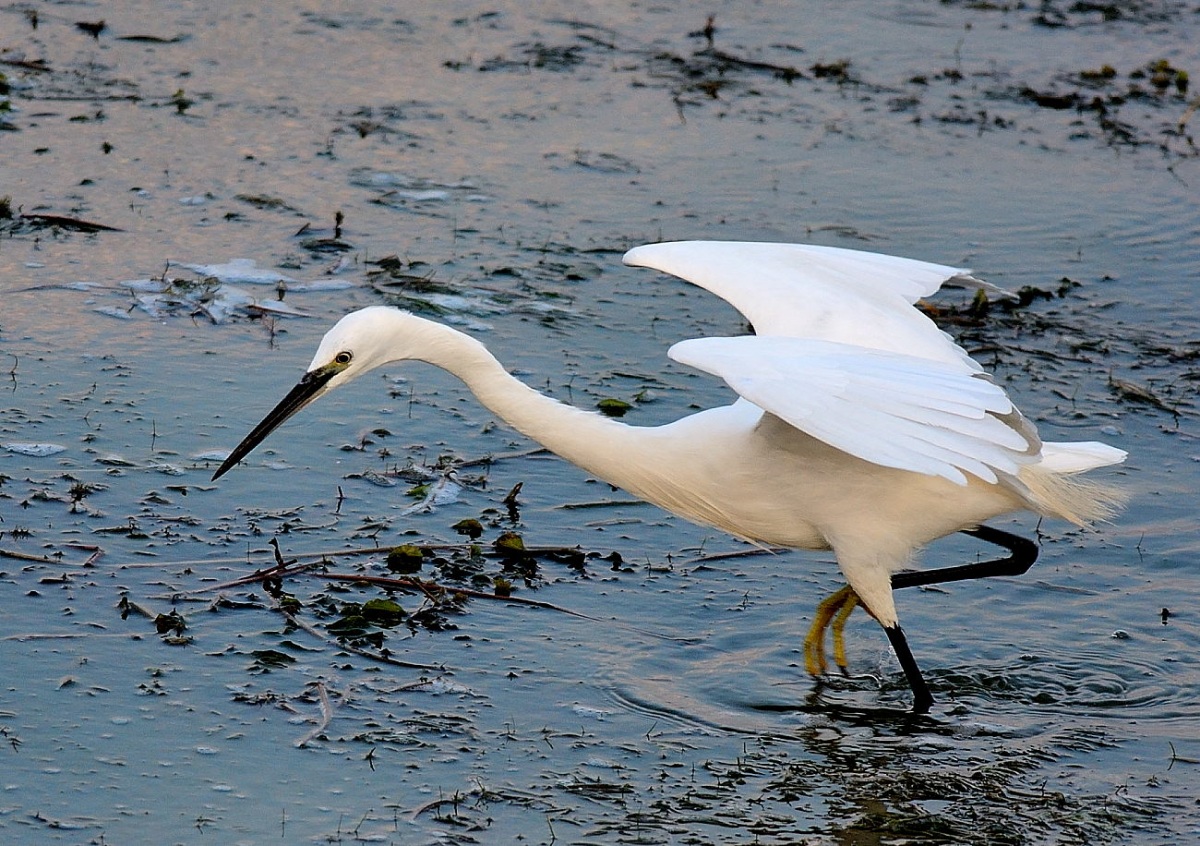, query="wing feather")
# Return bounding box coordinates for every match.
[624,240,981,368]
[669,336,1038,484]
